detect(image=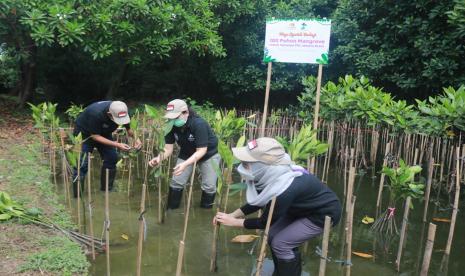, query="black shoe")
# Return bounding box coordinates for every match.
[200,191,216,209]
[167,187,183,209]
[100,167,116,191]
[72,177,85,198]
[274,249,302,276]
